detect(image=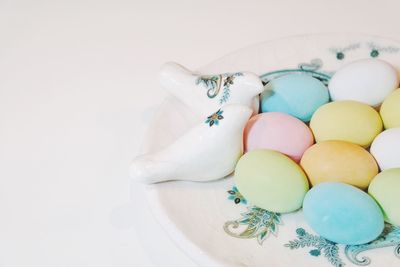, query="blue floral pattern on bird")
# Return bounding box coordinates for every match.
[196,72,243,104]
[205,109,224,127]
